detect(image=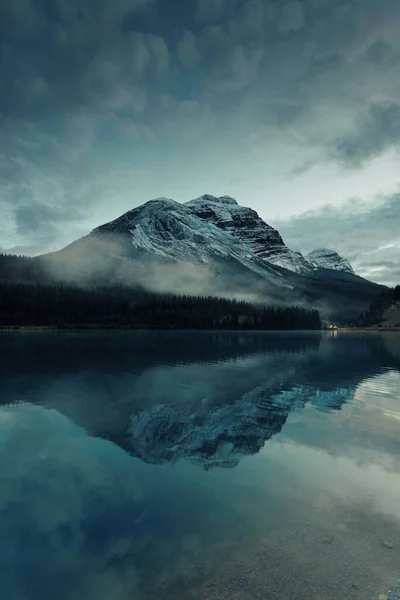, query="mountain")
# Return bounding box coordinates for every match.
[41,195,383,321]
[88,195,311,277]
[307,249,355,274]
[88,195,357,278]
[355,285,400,328]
